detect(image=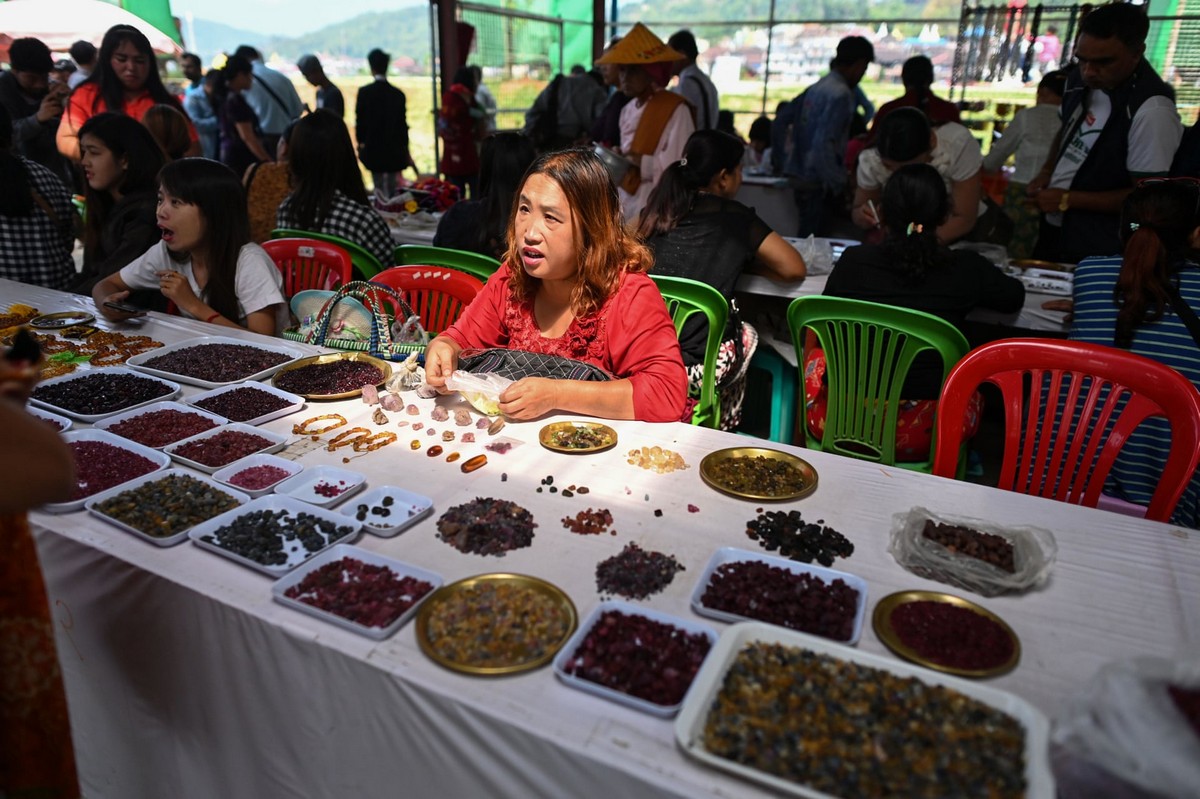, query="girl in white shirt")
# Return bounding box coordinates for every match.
[93,158,286,335]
